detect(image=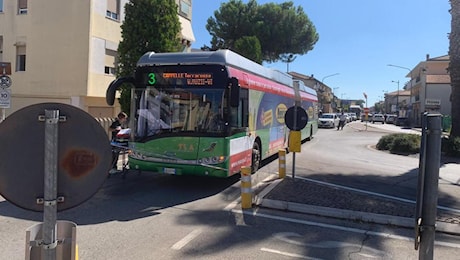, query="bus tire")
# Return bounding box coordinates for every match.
[251,141,261,173]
